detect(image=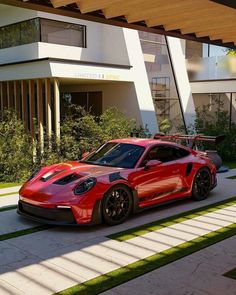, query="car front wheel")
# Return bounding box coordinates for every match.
[102,185,132,225]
